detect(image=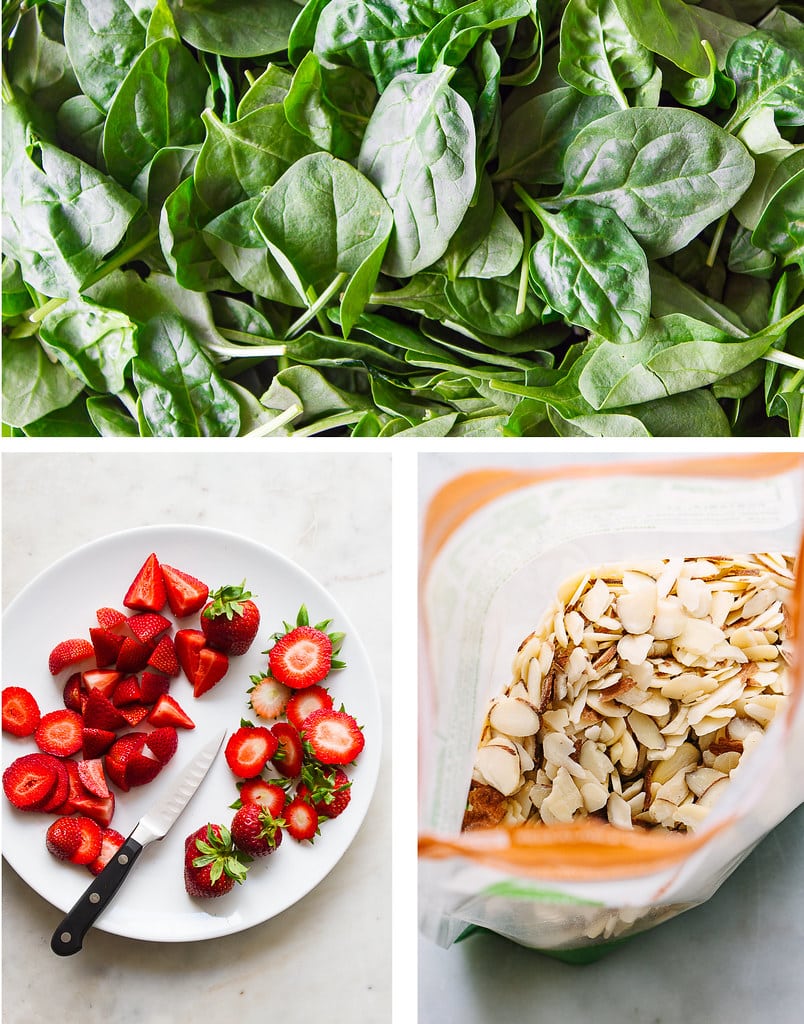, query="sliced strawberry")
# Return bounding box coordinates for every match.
[66,816,103,864]
[147,693,195,730]
[268,626,332,689]
[96,607,127,630]
[161,564,209,617]
[105,734,146,791]
[2,686,41,737]
[283,797,319,842]
[126,748,163,787]
[147,635,180,676]
[124,553,167,612]
[2,753,58,809]
[270,721,304,778]
[87,828,126,875]
[63,673,85,713]
[83,690,127,731]
[82,669,122,700]
[46,816,83,861]
[38,756,71,812]
[224,725,278,779]
[89,627,126,668]
[248,675,290,720]
[59,759,88,814]
[140,671,171,703]
[128,612,171,646]
[144,726,178,765]
[192,647,229,698]
[301,708,365,765]
[77,758,110,799]
[68,792,115,828]
[236,779,287,818]
[174,628,206,679]
[82,727,116,759]
[48,638,94,675]
[115,637,151,673]
[34,709,83,757]
[118,703,151,727]
[111,675,143,707]
[286,685,333,732]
